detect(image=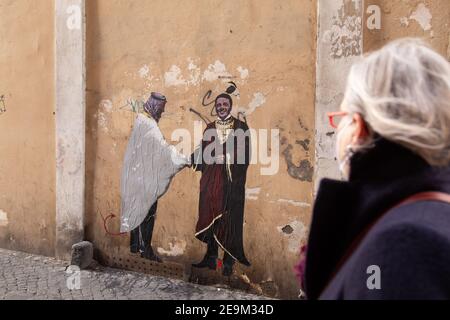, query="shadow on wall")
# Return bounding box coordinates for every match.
[85,0,101,251]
